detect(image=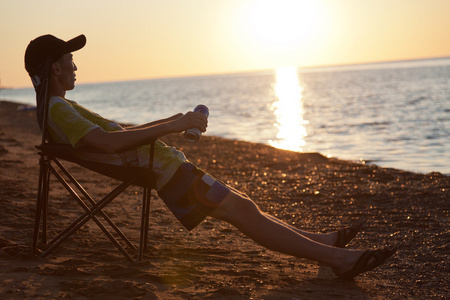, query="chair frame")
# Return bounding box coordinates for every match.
[32,77,157,262]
